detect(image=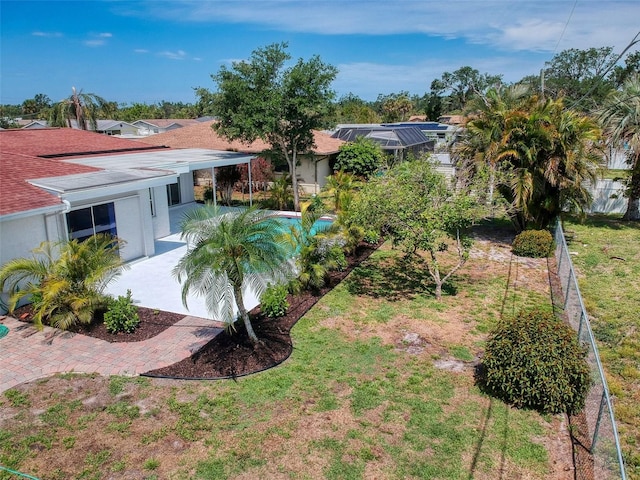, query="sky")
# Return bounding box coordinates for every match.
[1,0,639,107]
